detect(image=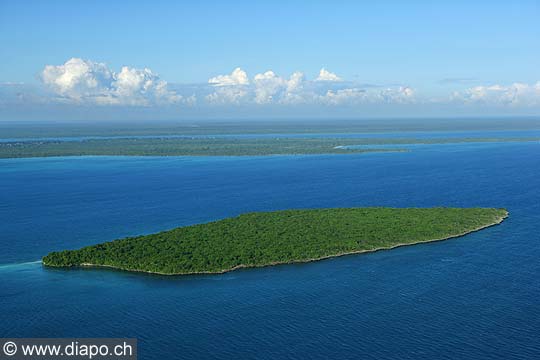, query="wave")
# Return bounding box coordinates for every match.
[0,260,42,271]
